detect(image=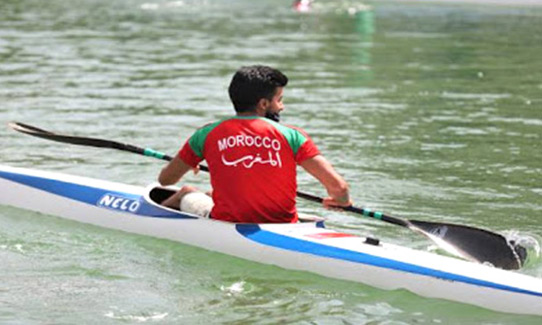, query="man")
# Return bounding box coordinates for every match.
[159,65,351,223]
